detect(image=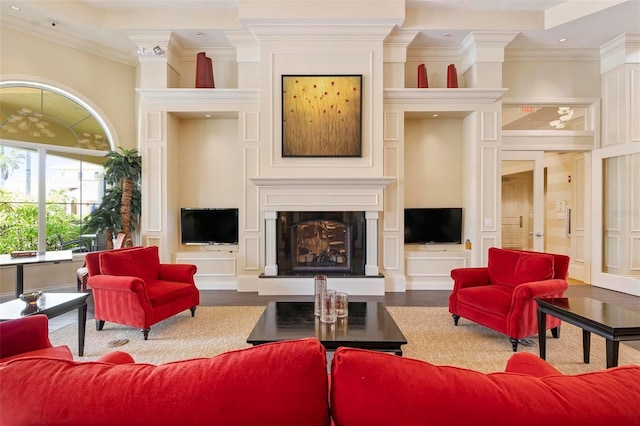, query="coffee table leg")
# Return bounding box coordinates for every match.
[78,302,87,356]
[582,329,591,364]
[537,307,546,360]
[606,340,619,368]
